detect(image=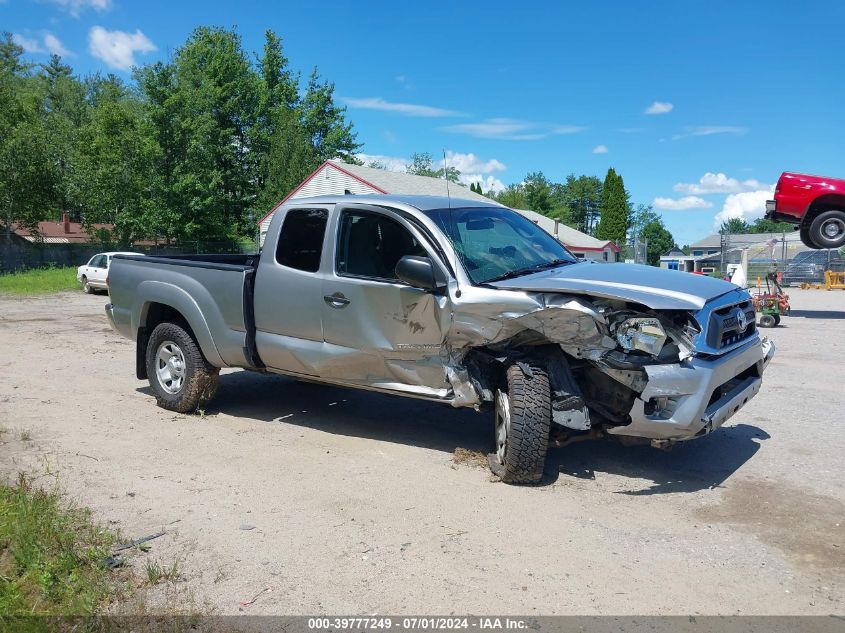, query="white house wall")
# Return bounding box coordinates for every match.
[259,164,381,241]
